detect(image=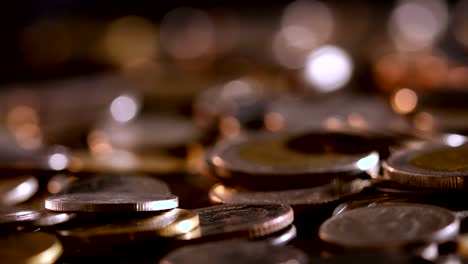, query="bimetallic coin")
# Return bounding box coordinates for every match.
[69,151,186,176]
[0,232,63,264]
[207,132,379,189]
[209,179,370,206]
[319,204,459,250]
[57,209,199,243]
[178,204,294,241]
[383,144,468,189]
[45,192,178,212]
[160,240,308,264]
[0,176,38,205]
